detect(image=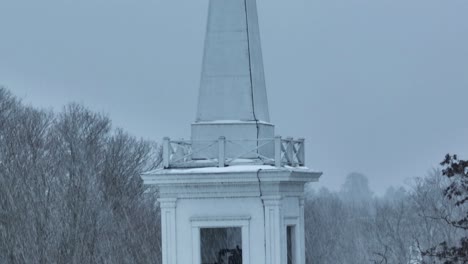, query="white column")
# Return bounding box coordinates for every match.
[299,197,306,264]
[159,198,178,264]
[191,226,200,264]
[263,196,283,264]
